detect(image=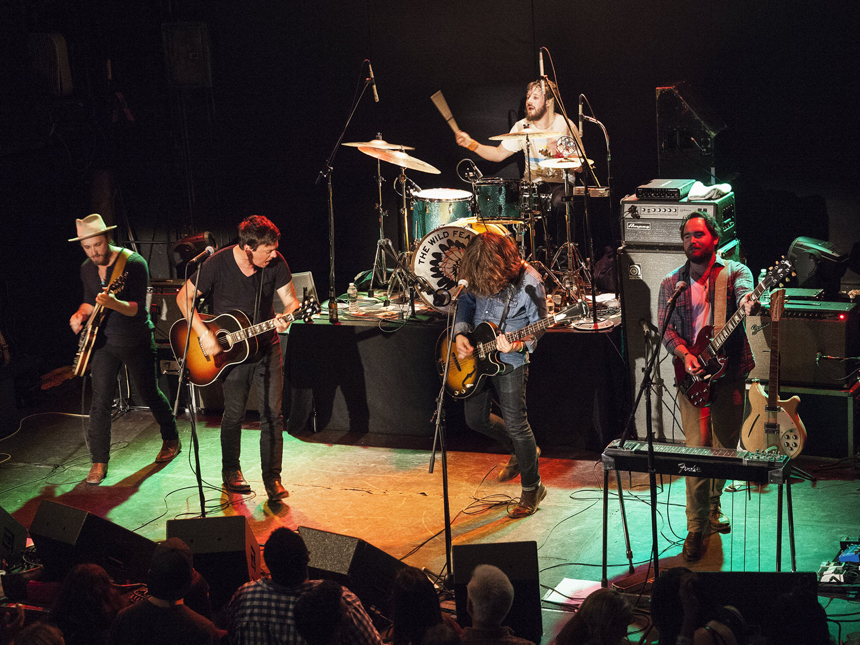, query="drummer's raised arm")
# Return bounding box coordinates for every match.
[455,130,515,163]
